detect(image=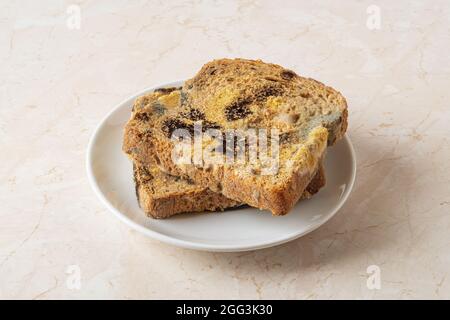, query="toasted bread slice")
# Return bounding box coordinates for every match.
[133,160,325,219]
[133,162,240,219]
[124,59,346,215]
[124,88,326,218]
